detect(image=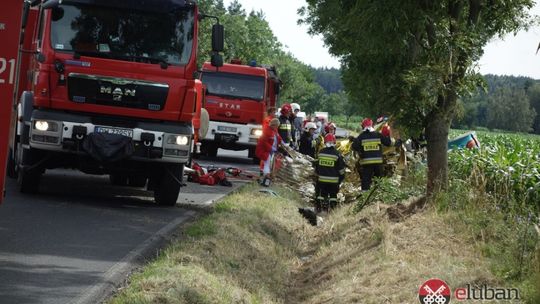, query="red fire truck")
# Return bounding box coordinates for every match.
[5,0,223,206]
[0,1,24,204]
[199,61,280,161]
